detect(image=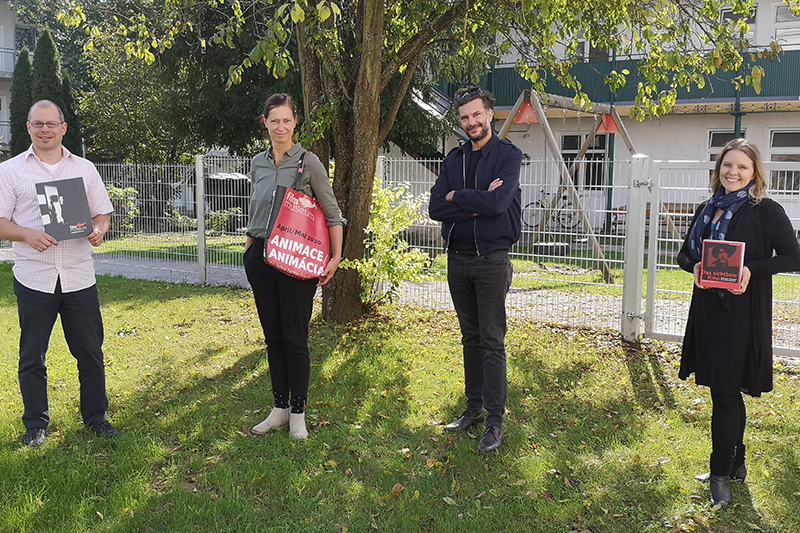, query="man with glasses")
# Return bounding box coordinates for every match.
[0,100,120,446]
[429,87,523,452]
